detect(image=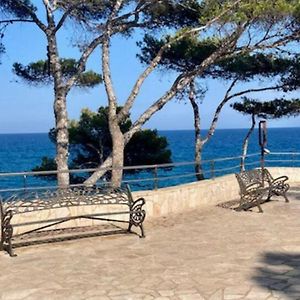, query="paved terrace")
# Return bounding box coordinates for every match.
[0,186,300,300]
